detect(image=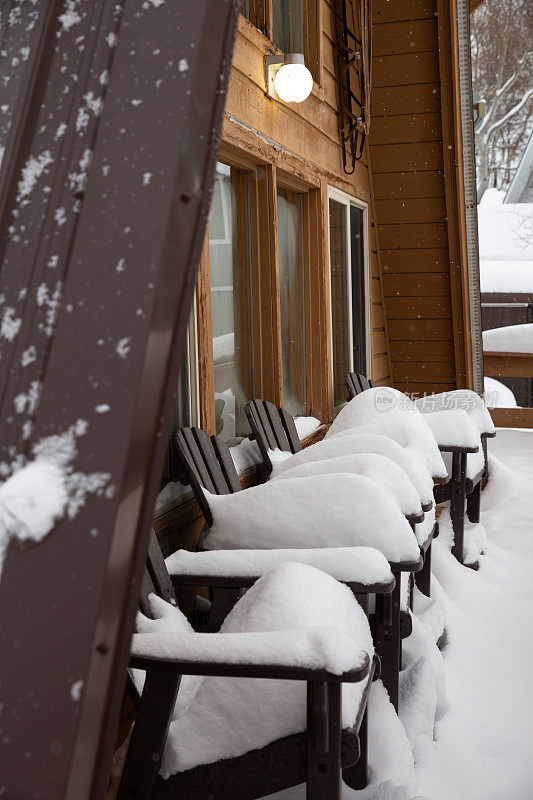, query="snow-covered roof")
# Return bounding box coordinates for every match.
[505,131,533,204]
[482,323,533,353]
[477,204,533,261]
[480,260,533,293]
